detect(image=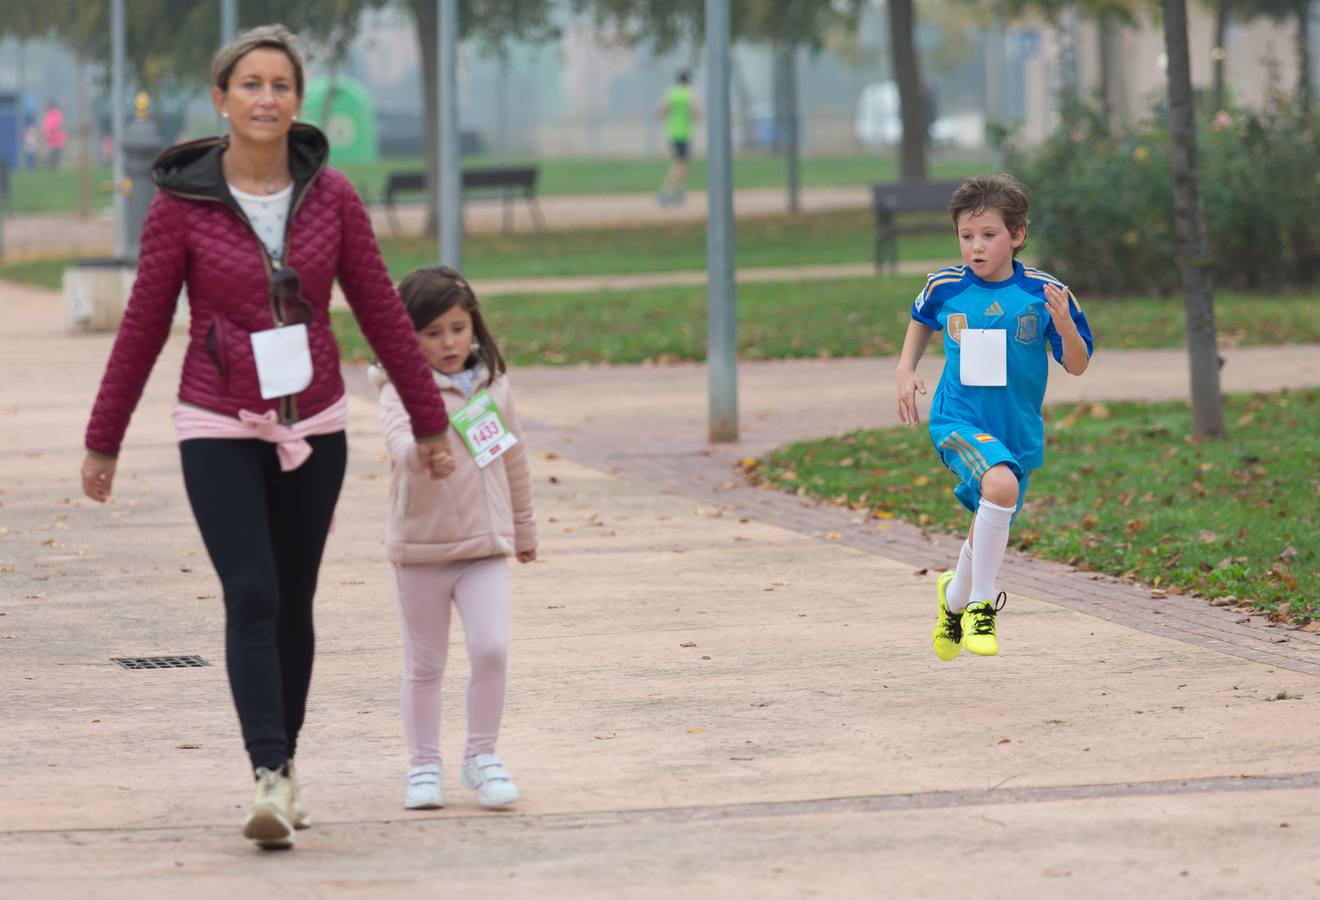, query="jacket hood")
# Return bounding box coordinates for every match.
[369,363,491,393]
[151,123,330,202]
